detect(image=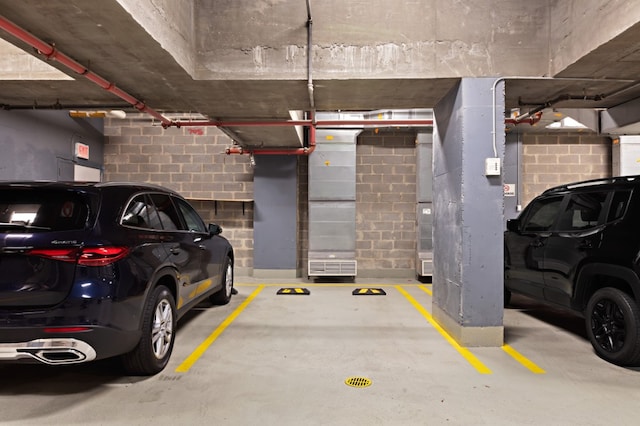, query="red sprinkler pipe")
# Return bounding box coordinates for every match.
[0,15,173,127]
[171,119,435,128]
[504,111,543,126]
[226,122,317,156]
